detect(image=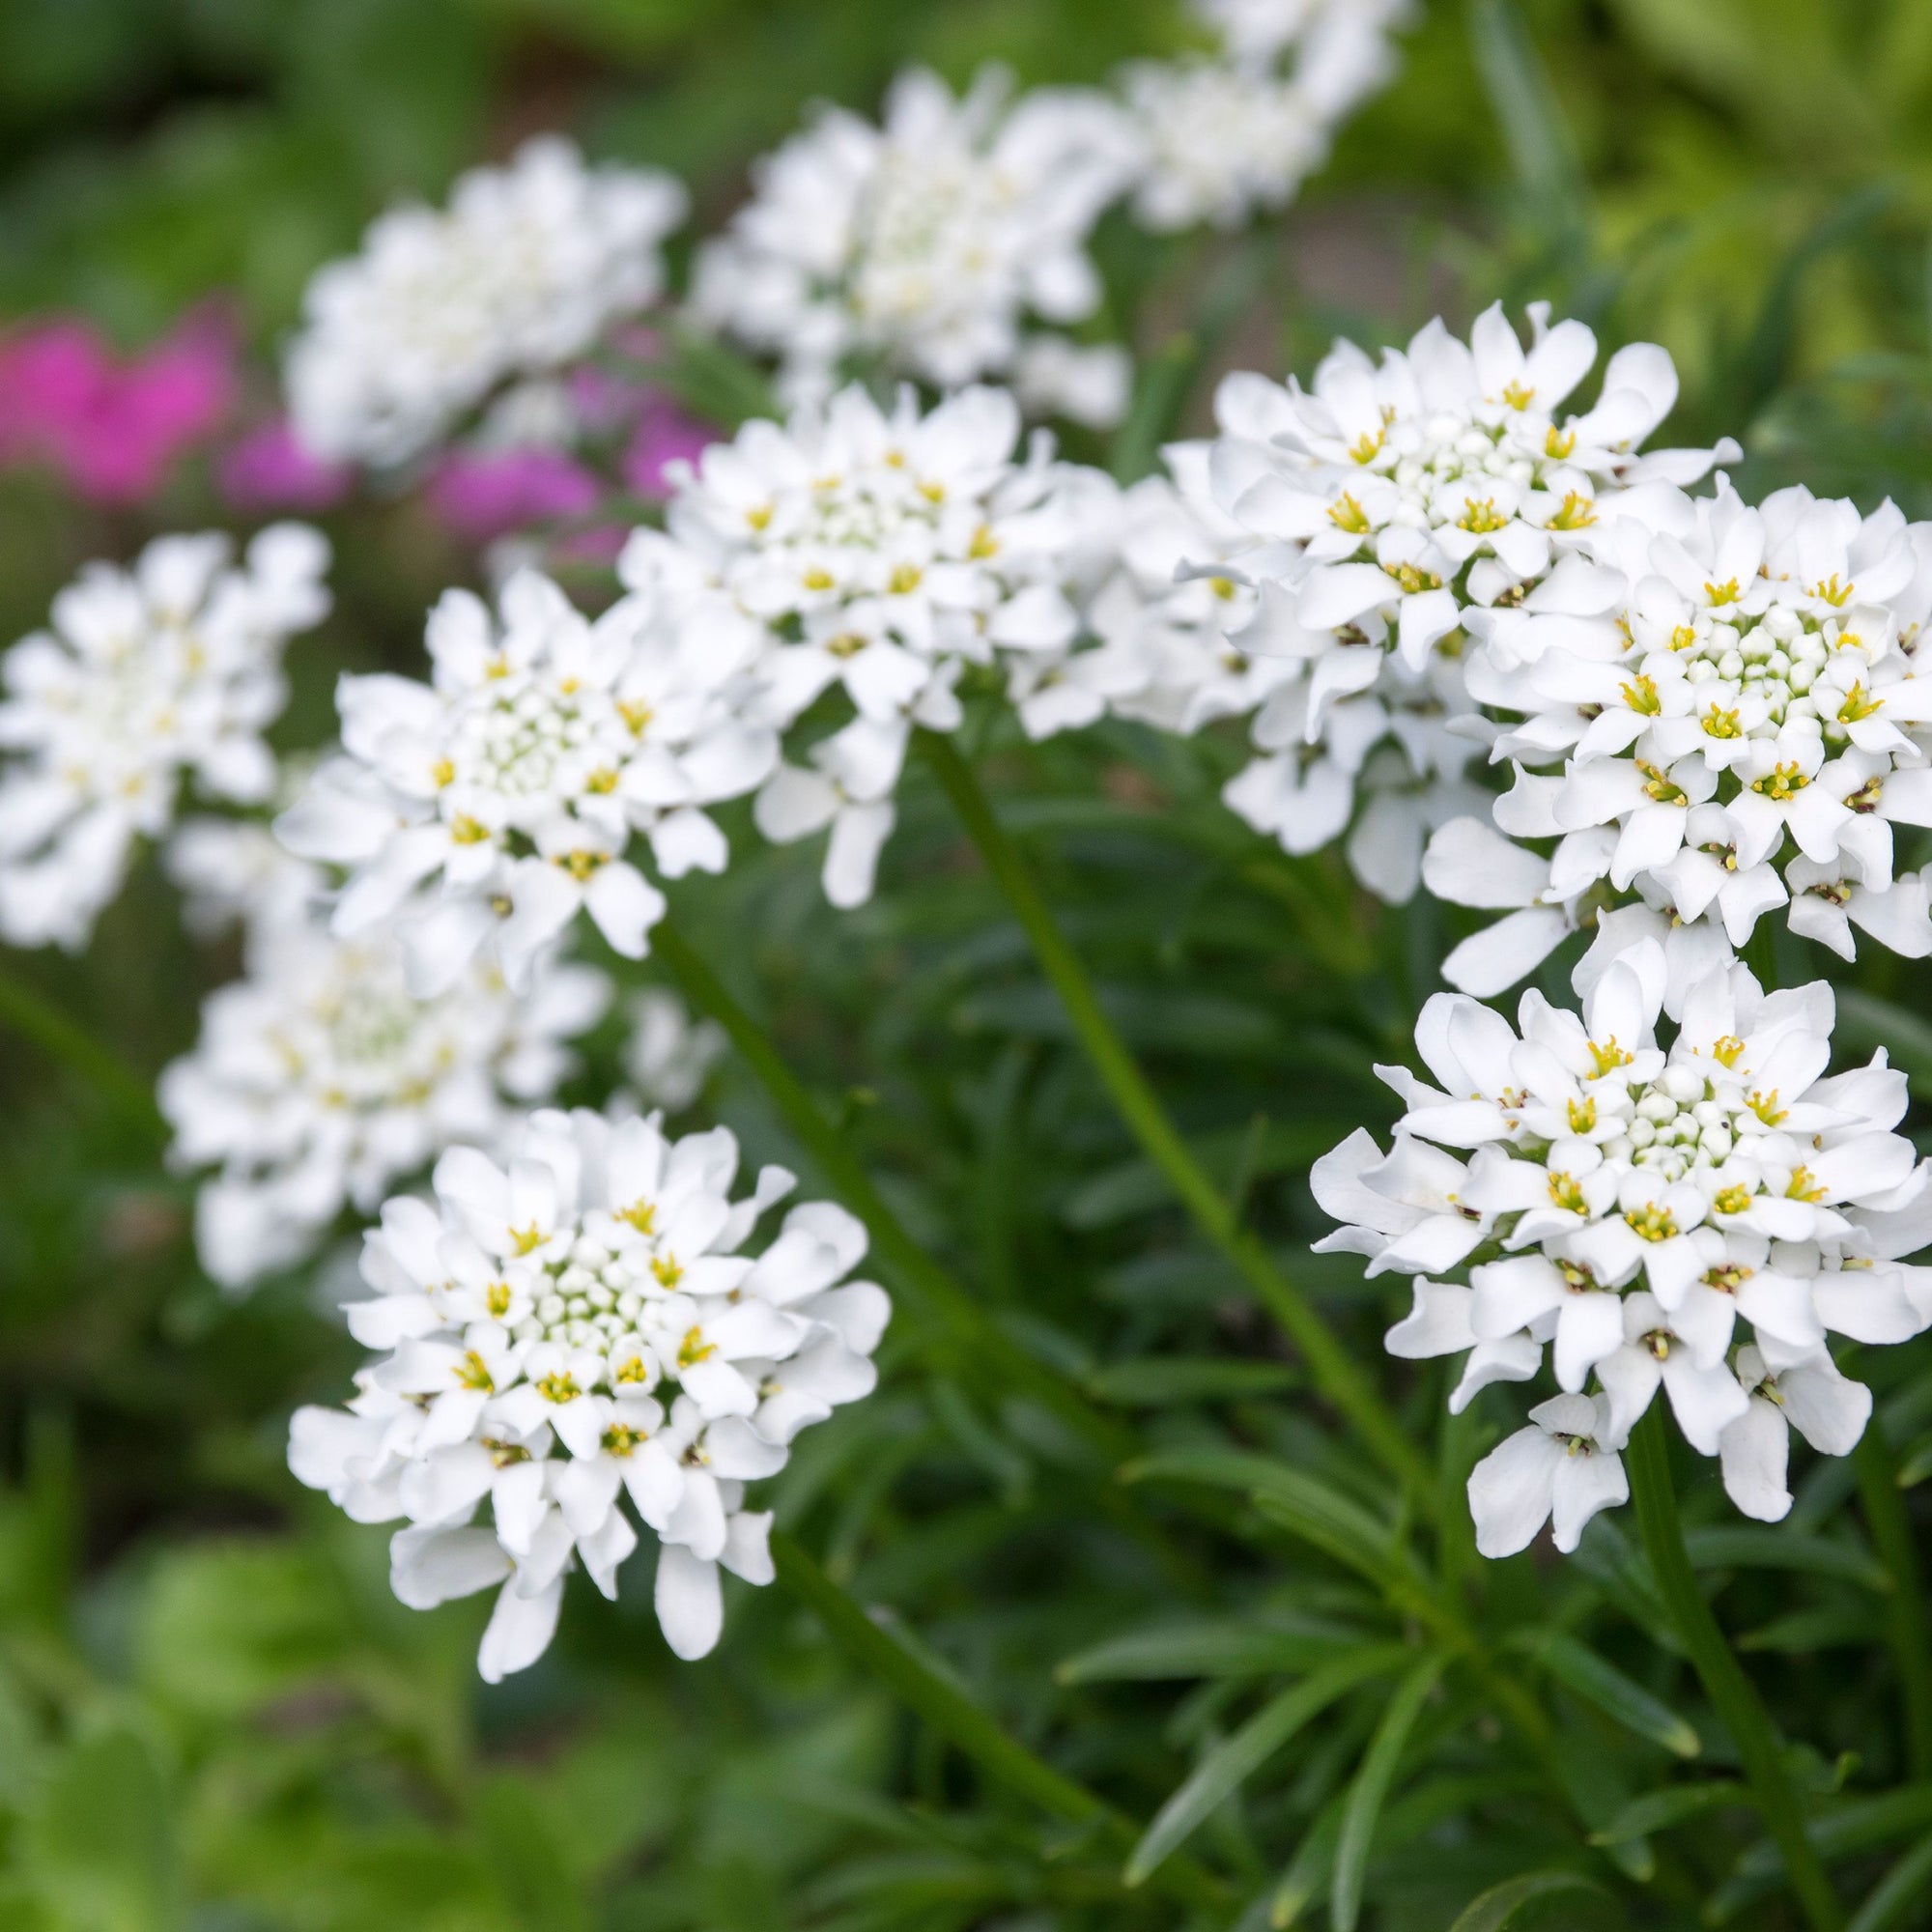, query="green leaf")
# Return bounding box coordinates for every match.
[475,1776,589,1932]
[1447,1870,1619,1932]
[1505,1631,1700,1757]
[1123,1647,1412,1886]
[1683,1526,1889,1593]
[1846,1834,1932,1932]
[1330,1653,1449,1932]
[1466,0,1588,237]
[27,1727,182,1932]
[1587,1780,1749,1845]
[1086,1358,1299,1406]
[1057,1616,1369,1685]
